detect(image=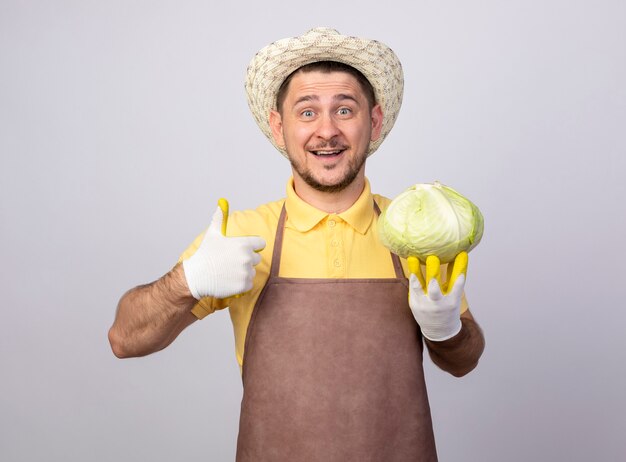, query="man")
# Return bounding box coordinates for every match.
[109,28,485,461]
